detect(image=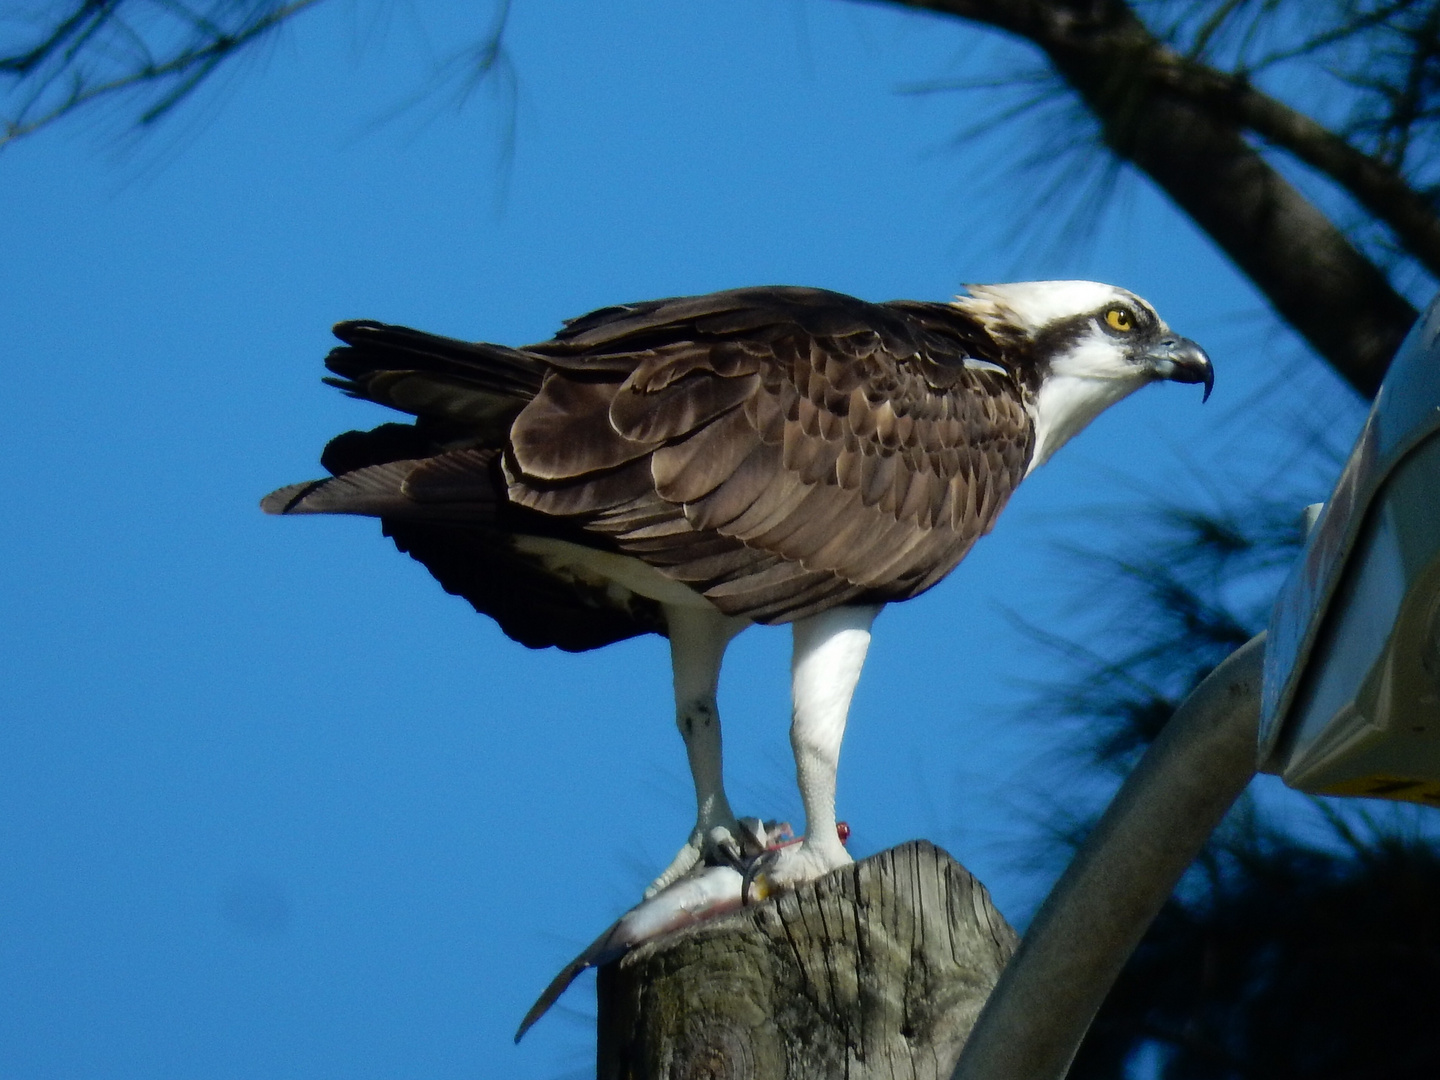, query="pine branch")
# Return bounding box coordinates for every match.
[872,0,1422,396]
[2,0,329,147]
